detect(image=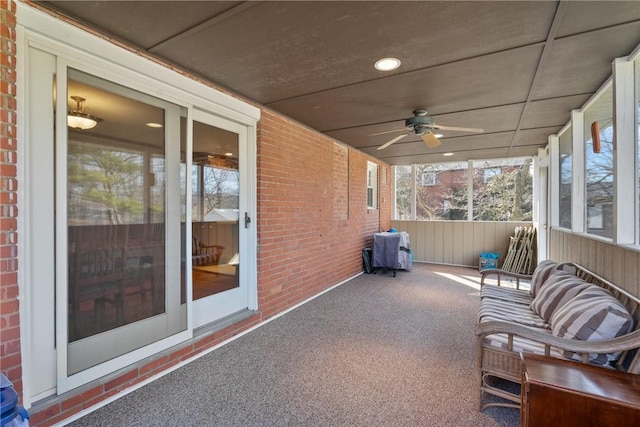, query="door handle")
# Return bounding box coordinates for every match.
[244,212,251,229]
